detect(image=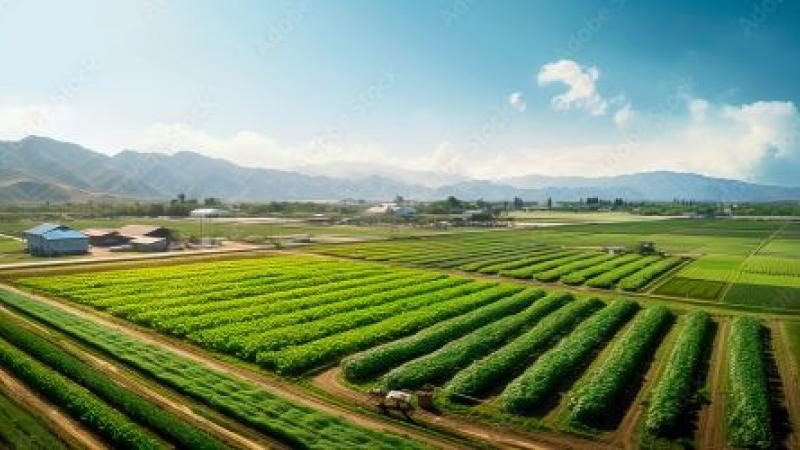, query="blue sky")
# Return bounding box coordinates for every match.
[1,0,800,185]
